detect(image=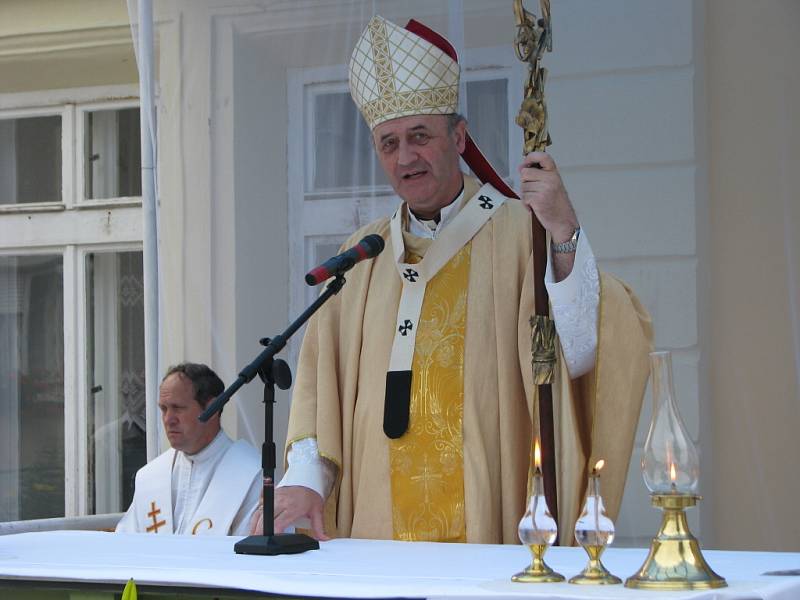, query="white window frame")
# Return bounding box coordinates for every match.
[0,104,72,212]
[0,84,146,519]
[78,242,144,516]
[75,99,142,208]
